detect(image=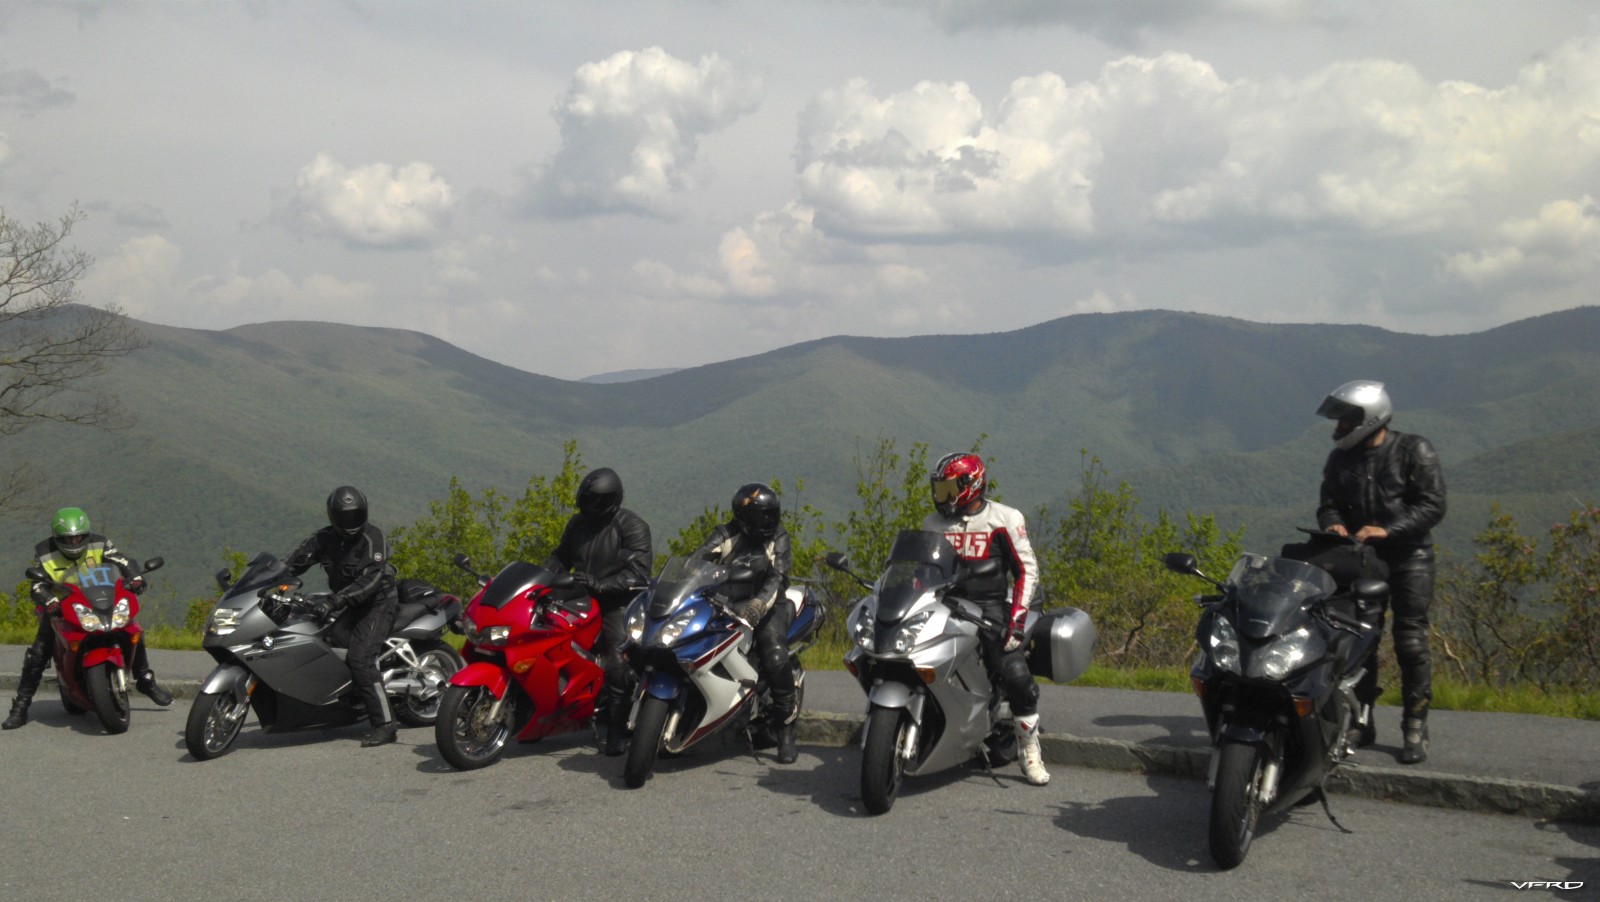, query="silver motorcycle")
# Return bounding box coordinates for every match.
[827,530,1096,815]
